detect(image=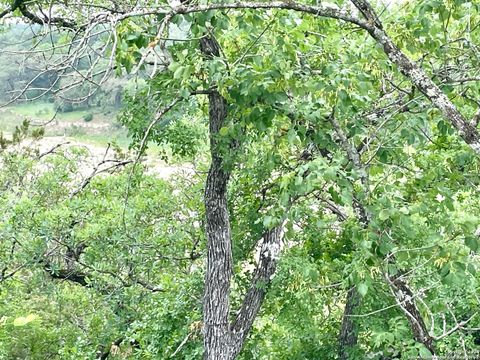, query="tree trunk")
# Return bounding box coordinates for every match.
[338,287,361,360]
[201,33,288,360]
[201,35,234,360]
[202,88,232,359]
[330,113,435,357]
